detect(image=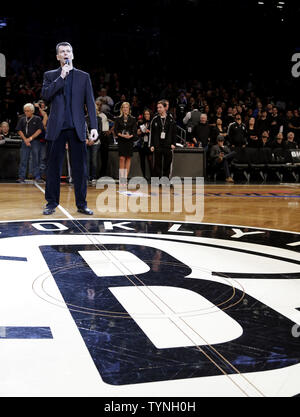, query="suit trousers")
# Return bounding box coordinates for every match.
[45,129,88,209]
